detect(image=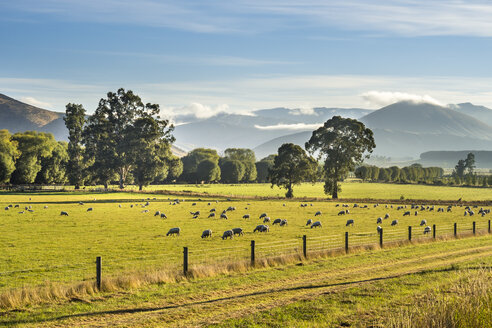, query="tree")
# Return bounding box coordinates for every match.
[223,148,257,182]
[64,103,86,189]
[465,152,476,175]
[180,148,219,183]
[36,141,69,184]
[196,159,221,183]
[269,143,317,198]
[83,88,174,189]
[255,155,275,183]
[305,116,375,199]
[0,130,20,183]
[10,131,57,184]
[454,159,466,179]
[220,159,245,183]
